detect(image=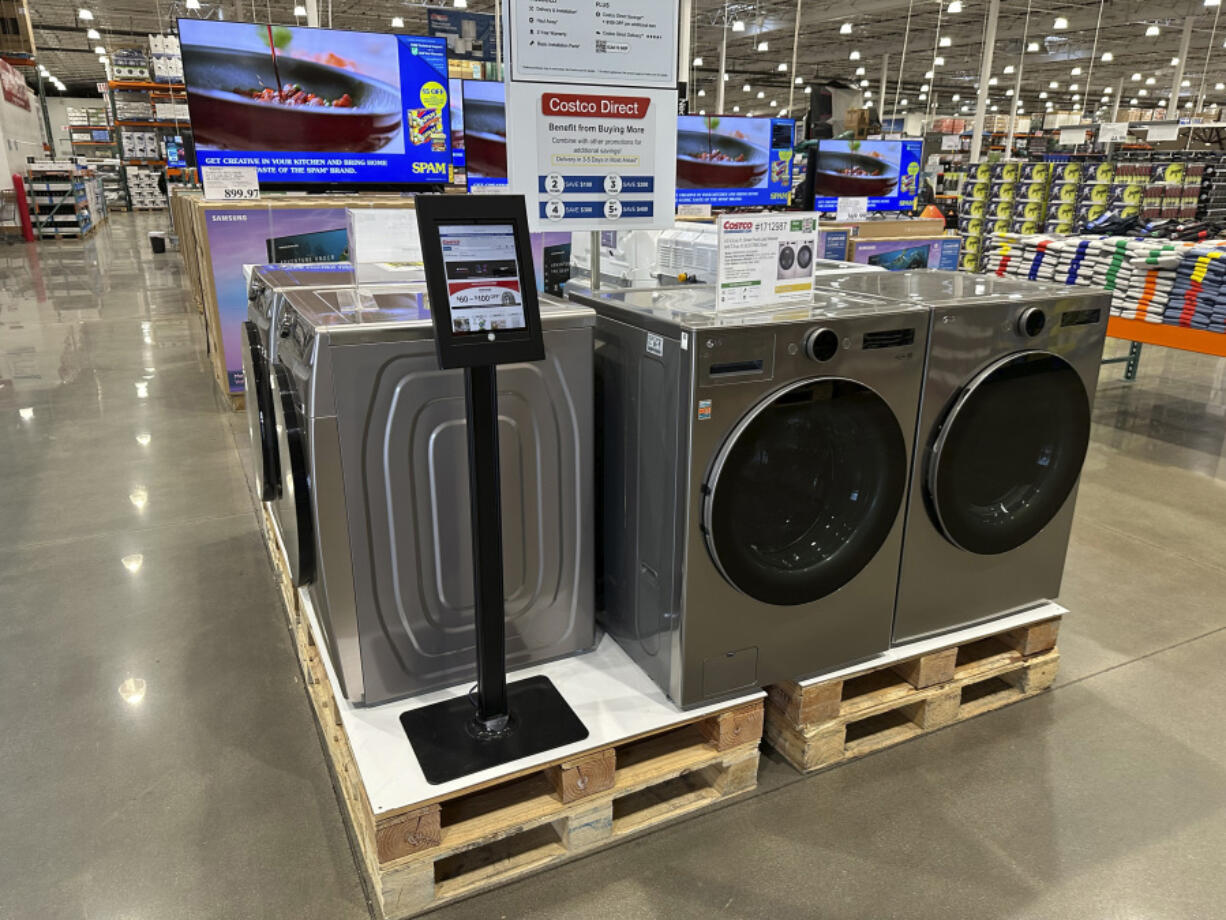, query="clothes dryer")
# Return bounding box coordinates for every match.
[814,270,1110,642]
[268,288,596,705]
[569,285,929,707]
